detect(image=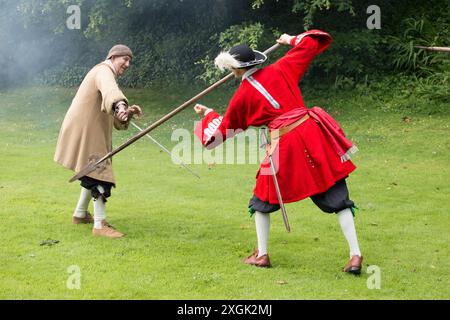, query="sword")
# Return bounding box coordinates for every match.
[130,121,200,179]
[260,128,291,232]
